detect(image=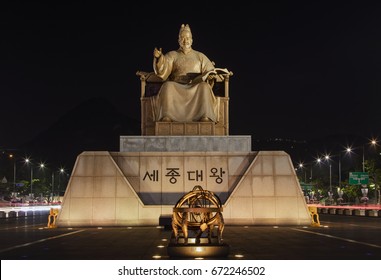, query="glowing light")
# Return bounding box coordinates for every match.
[195,247,204,252]
[0,205,61,213]
[161,238,168,241]
[157,245,165,248]
[235,254,244,258]
[152,255,161,259]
